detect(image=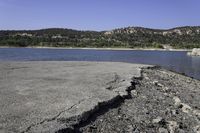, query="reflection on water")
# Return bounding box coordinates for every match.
[0,48,200,80]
